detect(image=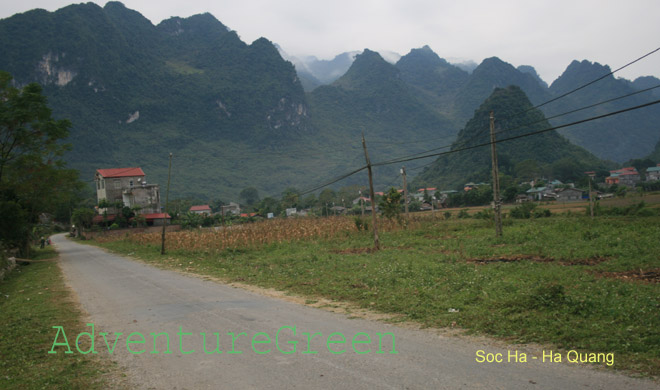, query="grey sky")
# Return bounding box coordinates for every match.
[2,0,659,84]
